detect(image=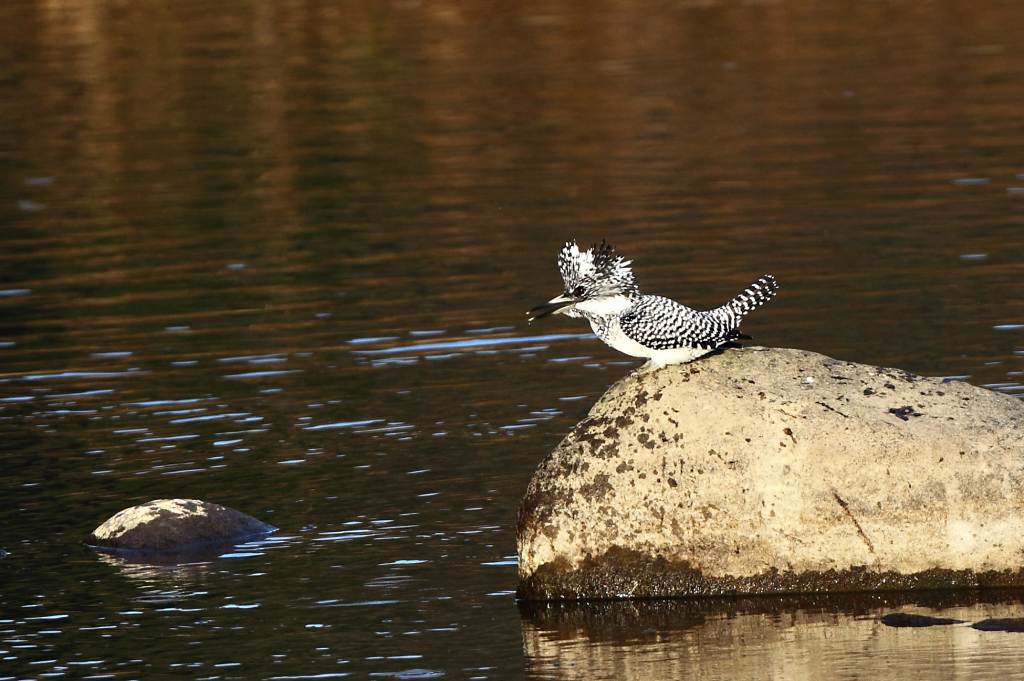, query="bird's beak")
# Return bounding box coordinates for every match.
[527,294,575,323]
